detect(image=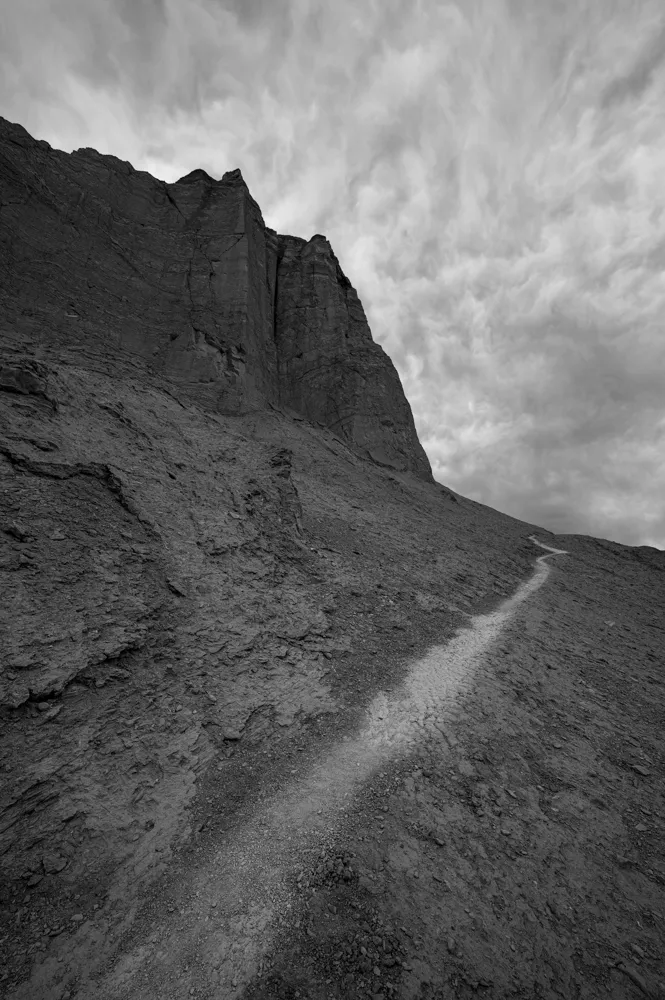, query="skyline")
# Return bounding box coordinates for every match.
[2,0,664,548]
